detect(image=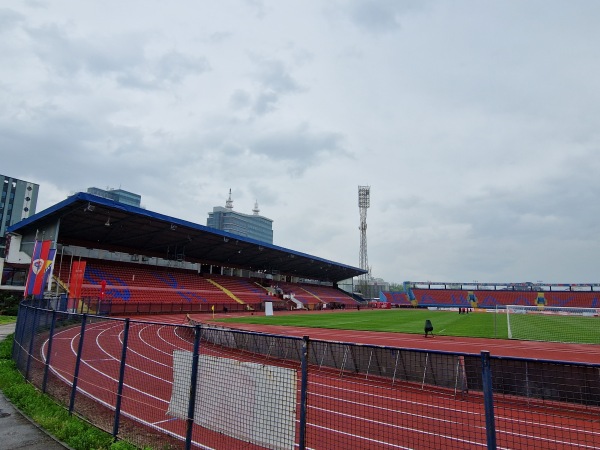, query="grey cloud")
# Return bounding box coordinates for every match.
[229,89,252,110]
[255,59,301,94]
[24,23,207,90]
[114,72,162,91]
[0,8,24,31]
[249,124,347,174]
[248,181,278,207]
[453,165,600,244]
[219,141,246,158]
[244,0,267,19]
[240,58,303,115]
[26,23,145,76]
[349,1,402,33]
[252,90,279,115]
[331,0,428,34]
[0,108,161,191]
[208,31,233,44]
[154,51,210,84]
